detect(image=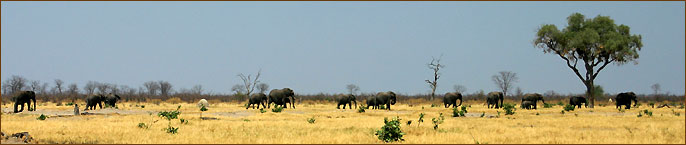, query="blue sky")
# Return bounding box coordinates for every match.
[2,1,684,95]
